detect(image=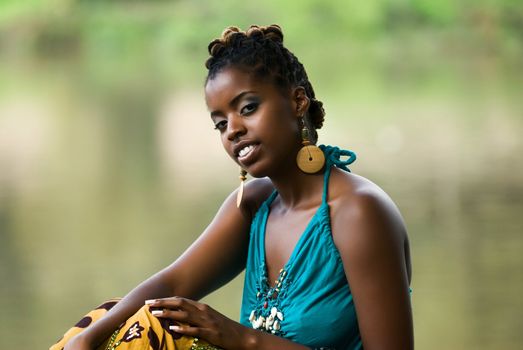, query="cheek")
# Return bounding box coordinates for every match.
[220,134,239,162]
[219,134,230,152]
[272,113,300,139]
[263,102,297,133]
